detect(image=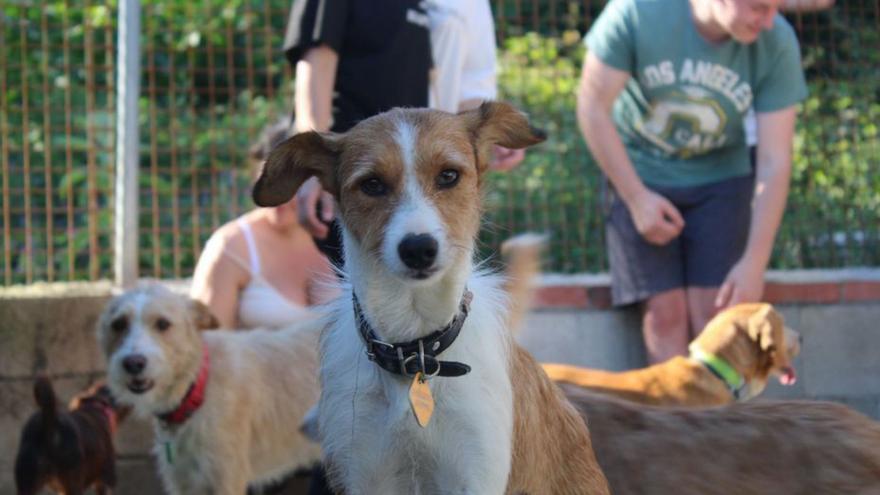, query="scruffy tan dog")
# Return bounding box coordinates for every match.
[563,384,880,495]
[96,284,322,495]
[544,303,801,406]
